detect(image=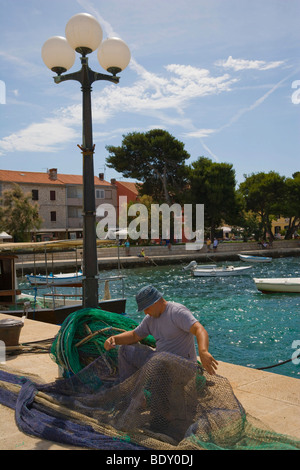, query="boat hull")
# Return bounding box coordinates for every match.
[238,254,272,263]
[27,273,83,287]
[193,266,252,277]
[254,278,300,294]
